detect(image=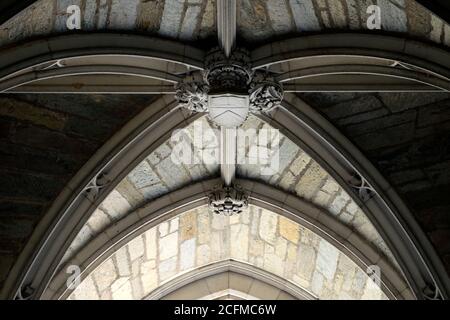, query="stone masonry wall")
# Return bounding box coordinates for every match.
[69,205,387,300]
[299,92,450,272]
[1,0,449,49]
[64,115,396,271]
[0,93,156,290]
